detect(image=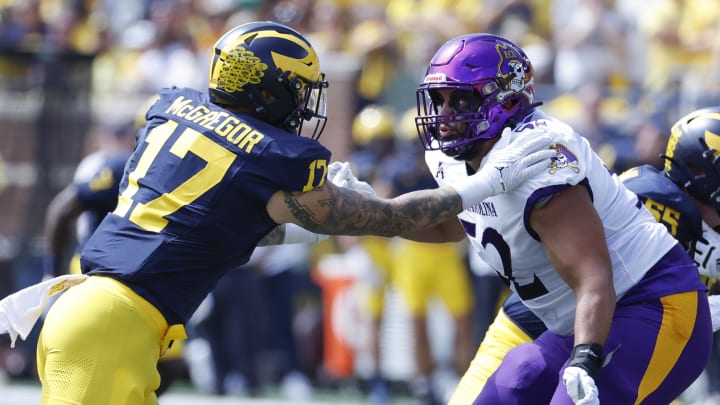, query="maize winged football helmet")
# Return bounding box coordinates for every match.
[209,21,328,138]
[663,106,720,212]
